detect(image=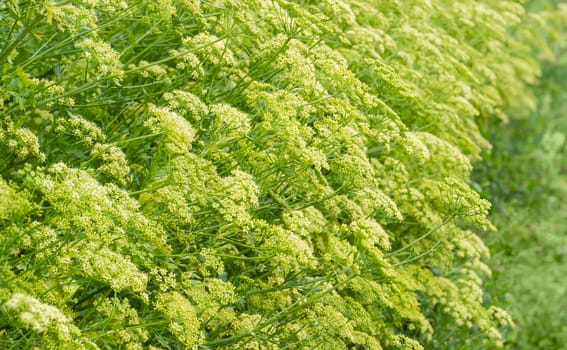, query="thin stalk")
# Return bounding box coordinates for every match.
[385,213,456,258]
[0,16,41,64]
[202,271,357,347]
